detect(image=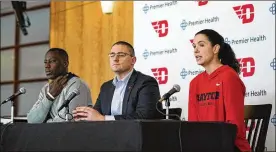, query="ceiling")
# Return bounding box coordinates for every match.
[1,0,50,14]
